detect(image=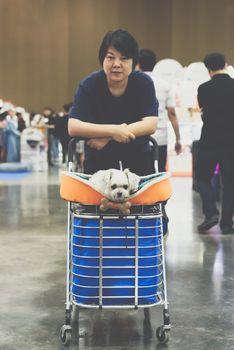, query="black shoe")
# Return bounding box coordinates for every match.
[221,227,234,235]
[198,215,219,232]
